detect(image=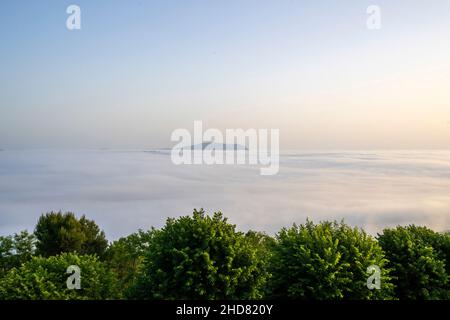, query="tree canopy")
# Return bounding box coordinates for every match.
[34,211,108,258]
[268,220,394,299]
[0,253,119,300]
[128,209,268,299]
[0,230,35,277]
[105,229,154,294]
[1,210,449,300]
[378,225,450,299]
